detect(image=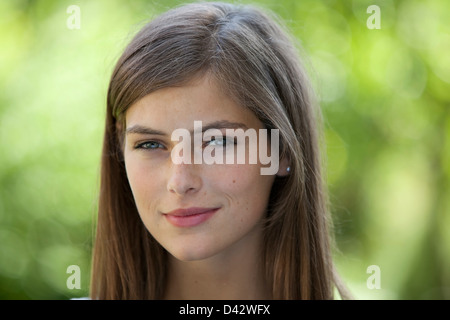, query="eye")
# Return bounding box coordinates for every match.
[206,136,236,147]
[134,141,165,150]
